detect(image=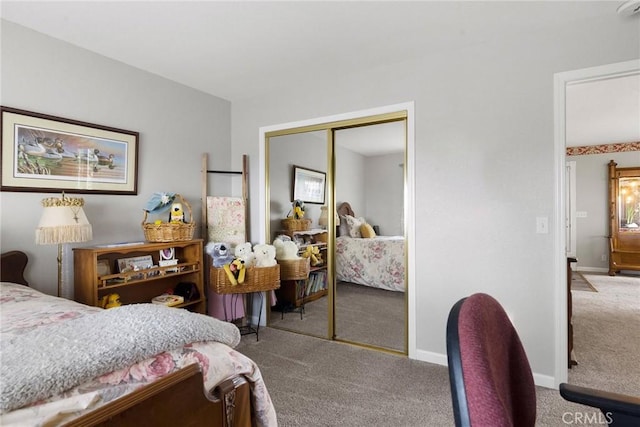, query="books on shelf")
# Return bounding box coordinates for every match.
[151,294,184,307]
[304,270,327,297]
